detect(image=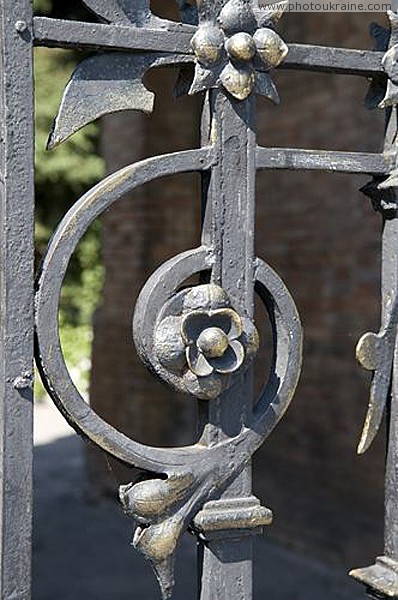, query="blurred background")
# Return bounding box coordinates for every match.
[33,2,388,598]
